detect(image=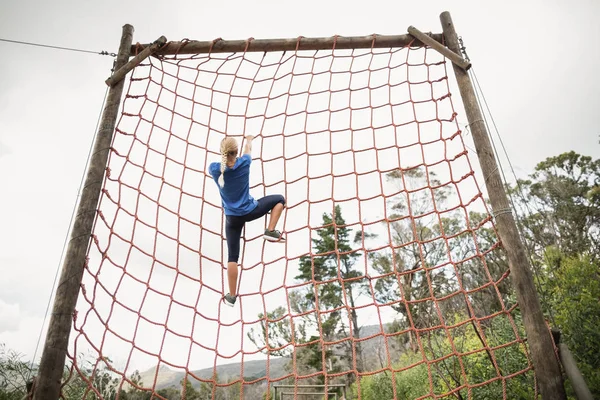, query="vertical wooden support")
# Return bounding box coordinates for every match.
[439,11,567,400]
[32,24,134,400]
[559,343,594,400]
